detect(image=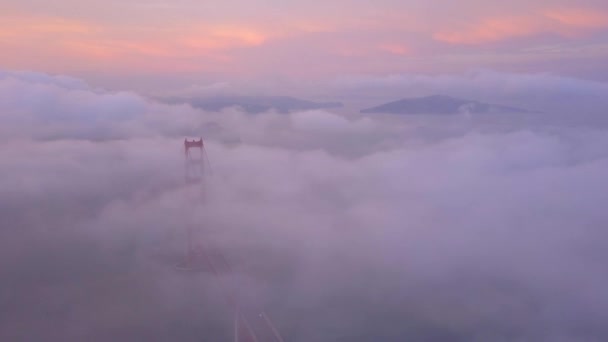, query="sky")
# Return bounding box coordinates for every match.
[2,0,608,91]
[2,2,608,341]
